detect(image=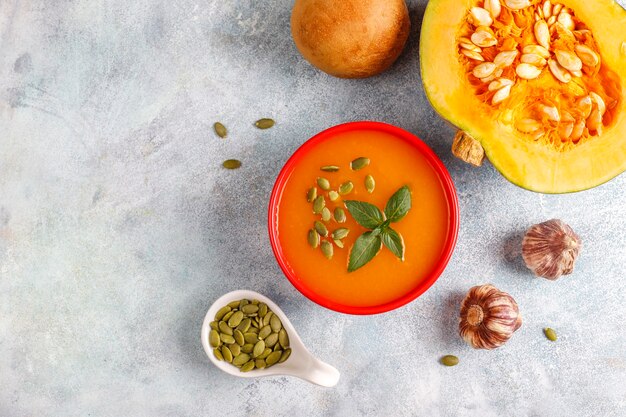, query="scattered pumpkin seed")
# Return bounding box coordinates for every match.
[215,306,231,321]
[222,346,233,363]
[321,165,340,172]
[240,361,255,372]
[329,191,340,202]
[441,355,459,367]
[307,187,317,203]
[253,340,266,358]
[234,329,245,346]
[223,159,242,170]
[544,328,558,341]
[351,157,370,171]
[338,181,354,195]
[317,177,331,191]
[321,240,333,259]
[209,330,220,348]
[308,229,320,248]
[219,321,233,335]
[365,174,375,193]
[233,353,251,366]
[255,359,267,369]
[313,196,325,214]
[266,351,282,366]
[265,333,279,348]
[334,239,344,248]
[213,348,224,361]
[228,311,244,327]
[334,207,347,223]
[259,325,272,339]
[220,333,235,344]
[255,118,275,129]
[279,329,289,348]
[314,221,329,237]
[229,343,241,357]
[279,348,291,363]
[213,122,227,138]
[332,228,349,240]
[321,207,332,222]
